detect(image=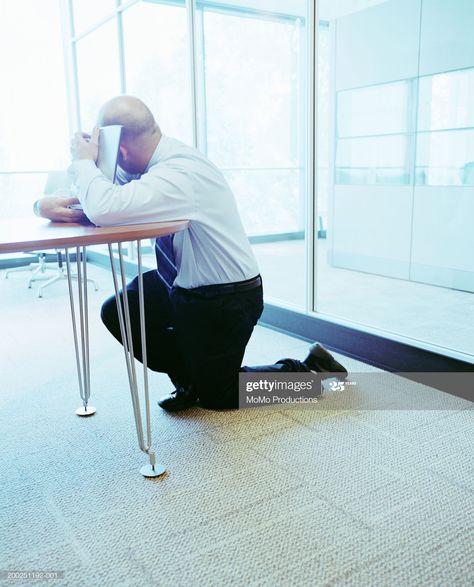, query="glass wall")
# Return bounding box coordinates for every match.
[315,0,474,359]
